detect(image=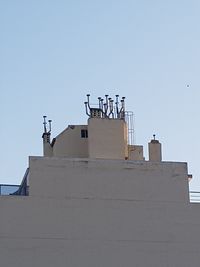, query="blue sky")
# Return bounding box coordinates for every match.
[1,0,200,190]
